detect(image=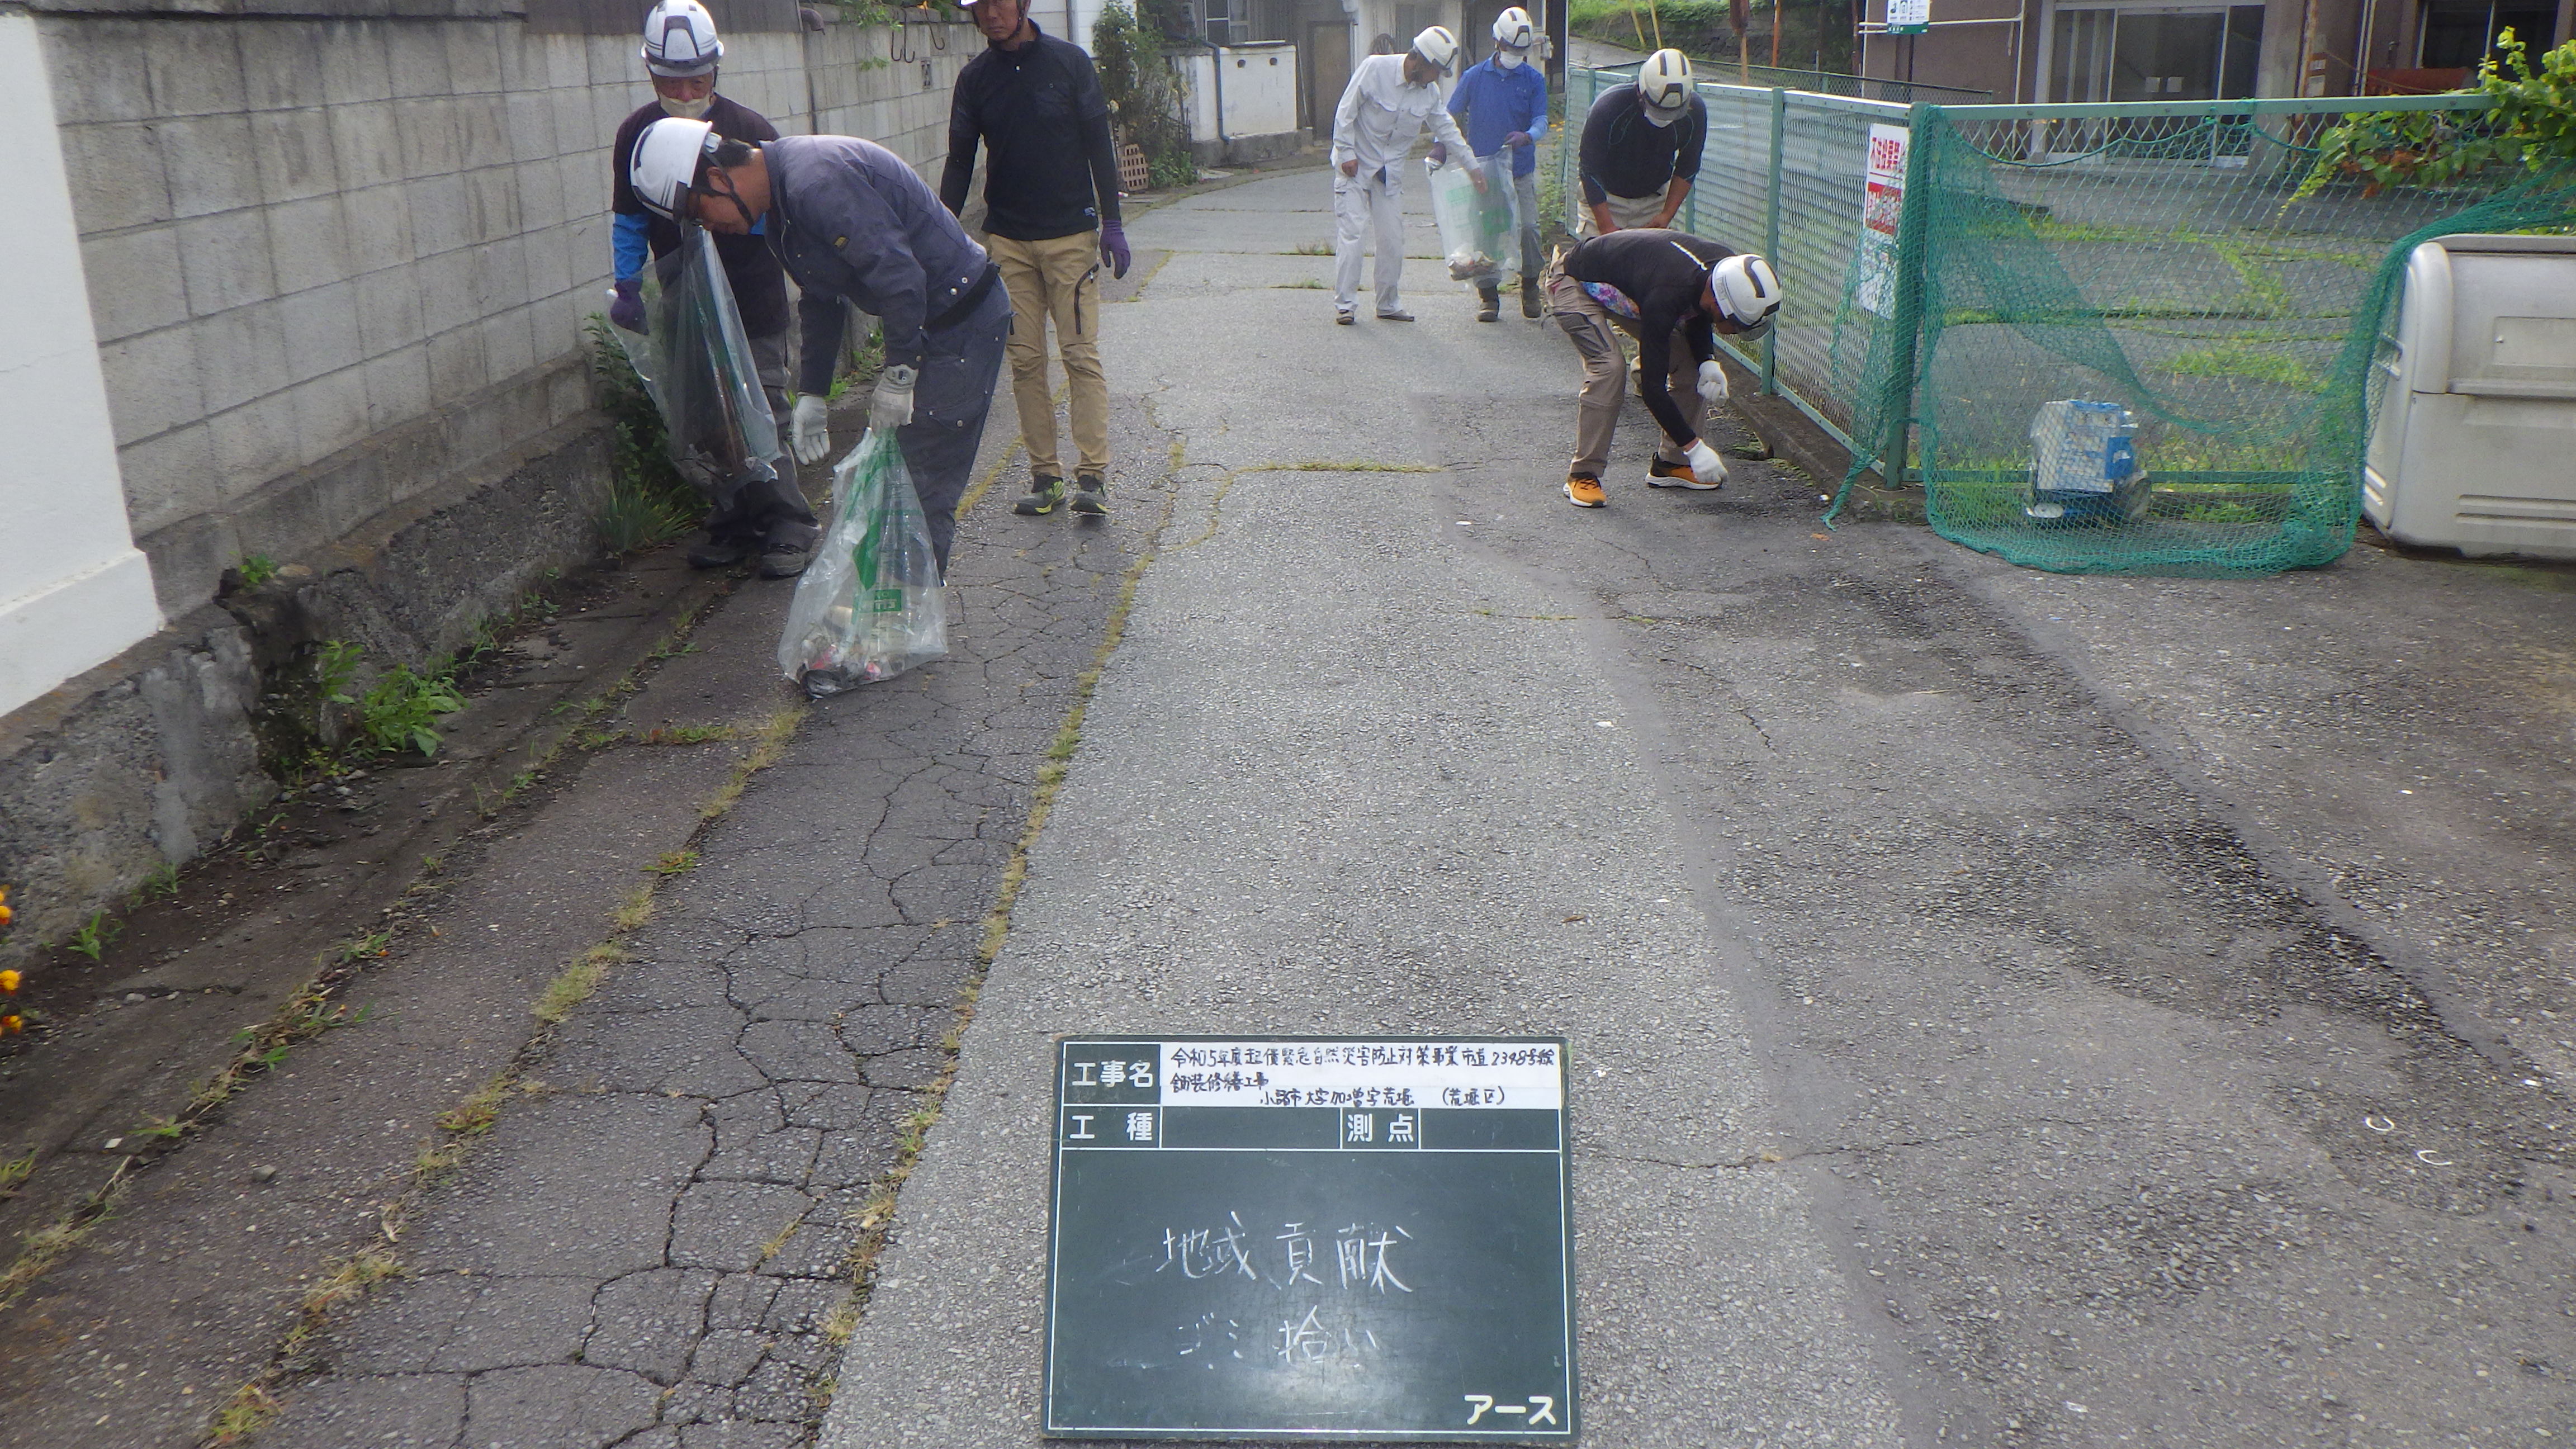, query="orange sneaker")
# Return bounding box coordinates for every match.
[1565,473,1606,508]
[1646,457,1721,490]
